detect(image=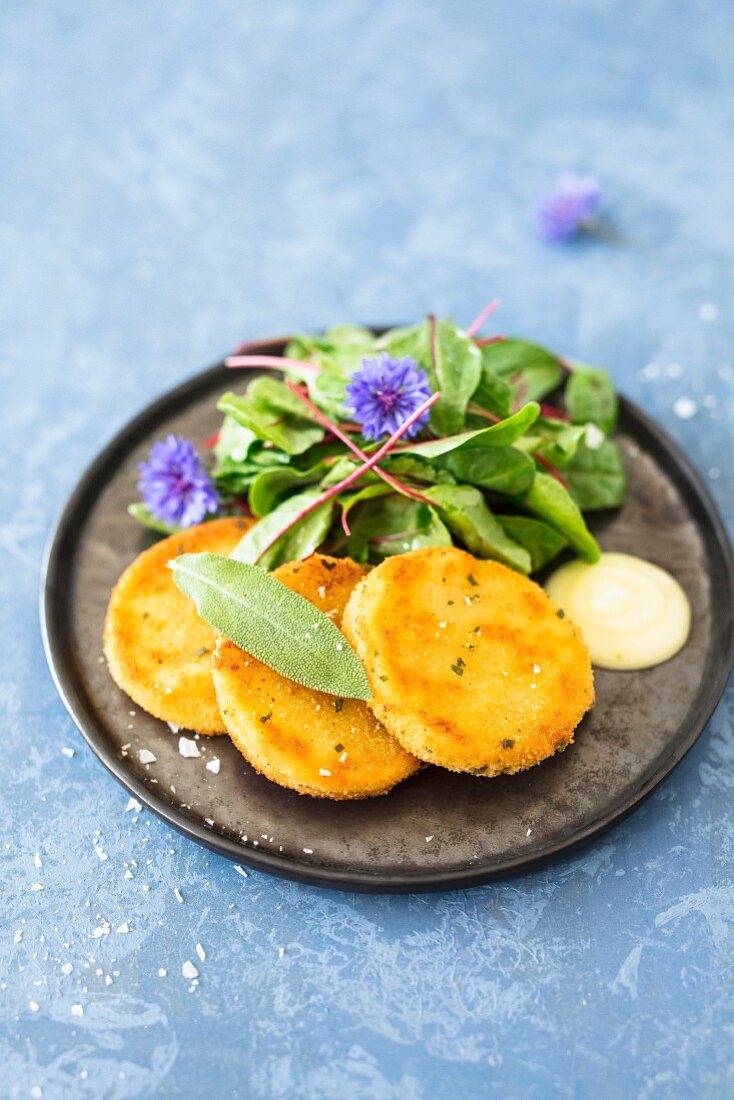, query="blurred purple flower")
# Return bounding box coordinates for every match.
[138,434,219,528]
[346,353,432,441]
[536,173,601,242]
